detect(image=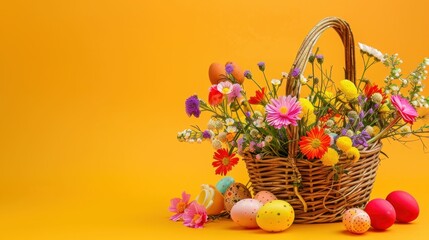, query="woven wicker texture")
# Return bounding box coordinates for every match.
[244,17,382,223]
